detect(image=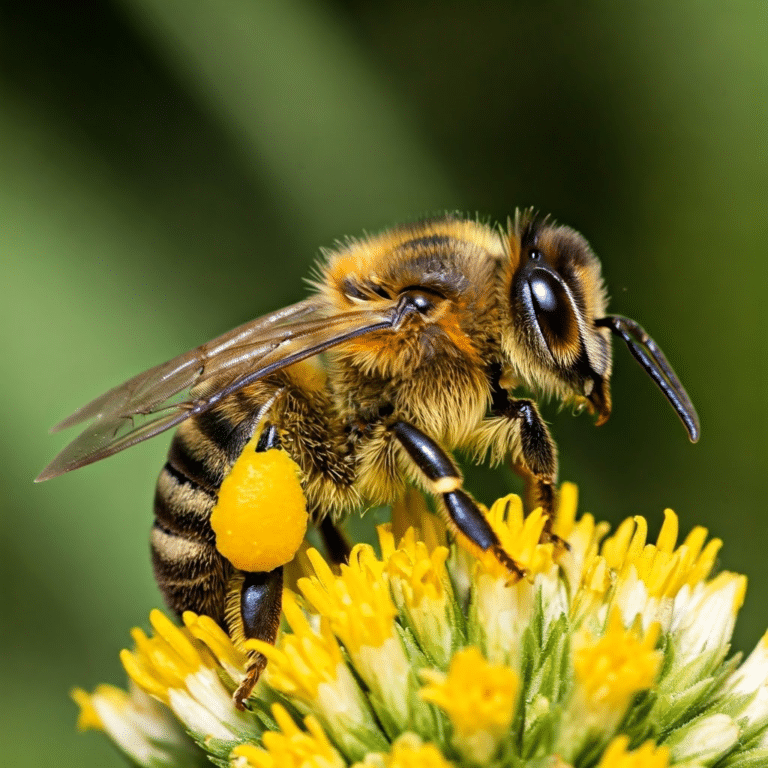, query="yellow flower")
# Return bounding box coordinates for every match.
[554,483,612,618]
[601,509,721,599]
[299,544,413,730]
[72,680,201,766]
[232,704,344,768]
[299,545,394,653]
[463,493,571,666]
[475,493,556,578]
[74,485,768,768]
[248,591,346,702]
[353,733,454,768]
[420,646,518,763]
[119,609,256,743]
[597,735,670,768]
[573,611,661,709]
[248,591,387,761]
[380,525,449,608]
[558,611,662,757]
[182,610,250,684]
[379,524,454,666]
